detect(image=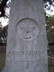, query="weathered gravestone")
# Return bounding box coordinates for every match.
[2,0,48,72]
